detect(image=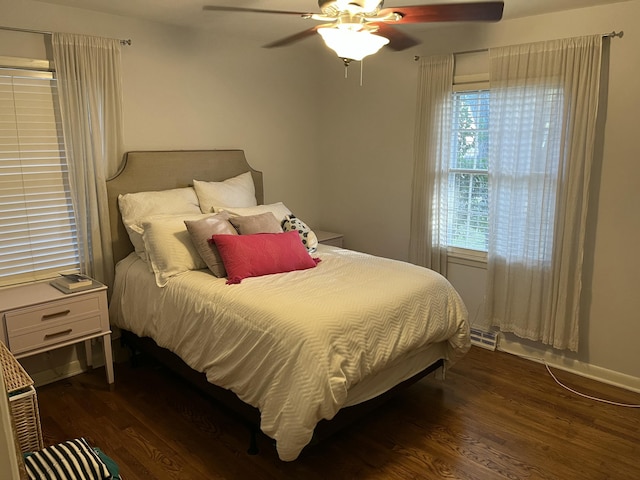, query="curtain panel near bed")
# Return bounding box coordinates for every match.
[484,35,604,351]
[409,54,453,275]
[411,36,603,351]
[52,33,124,288]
